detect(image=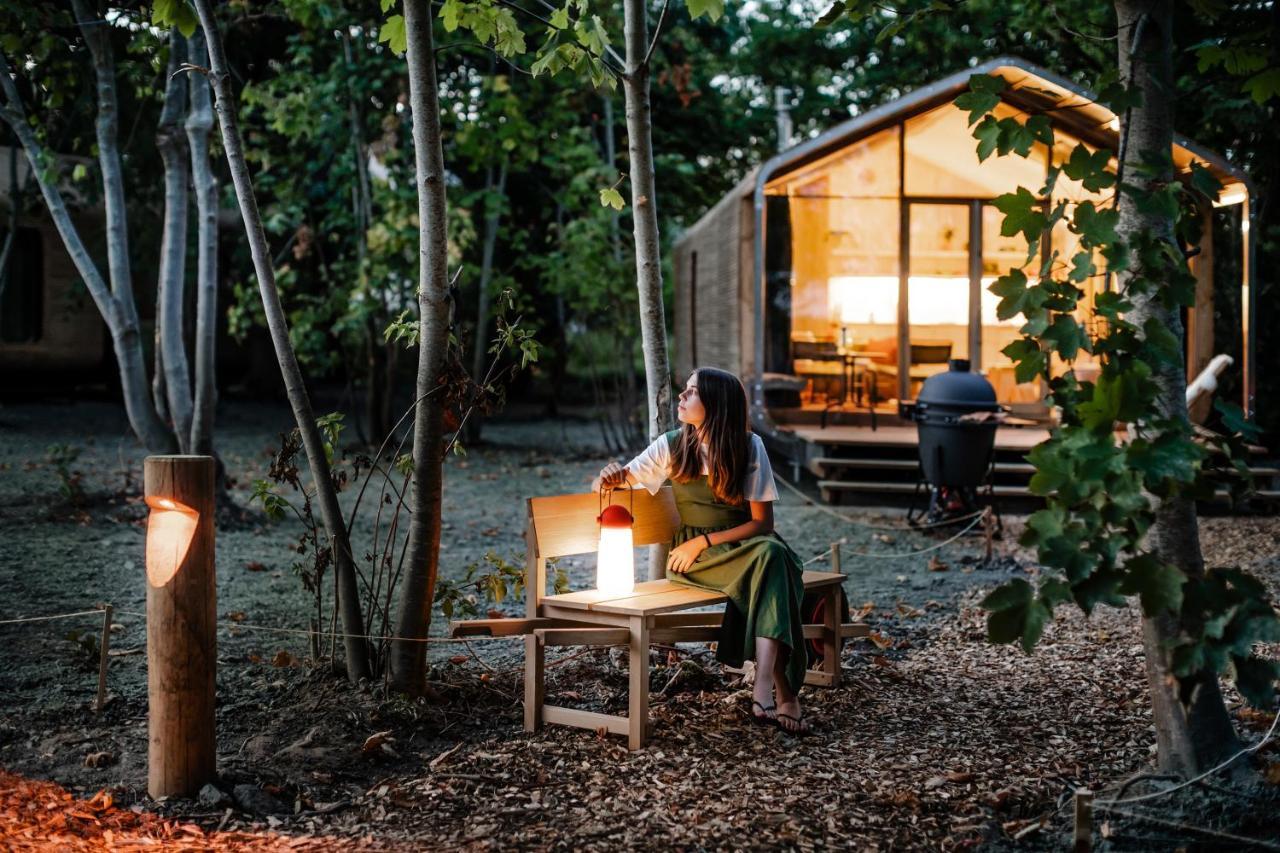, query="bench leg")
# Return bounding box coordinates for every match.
[524,633,544,732]
[823,585,840,688]
[628,615,649,750]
